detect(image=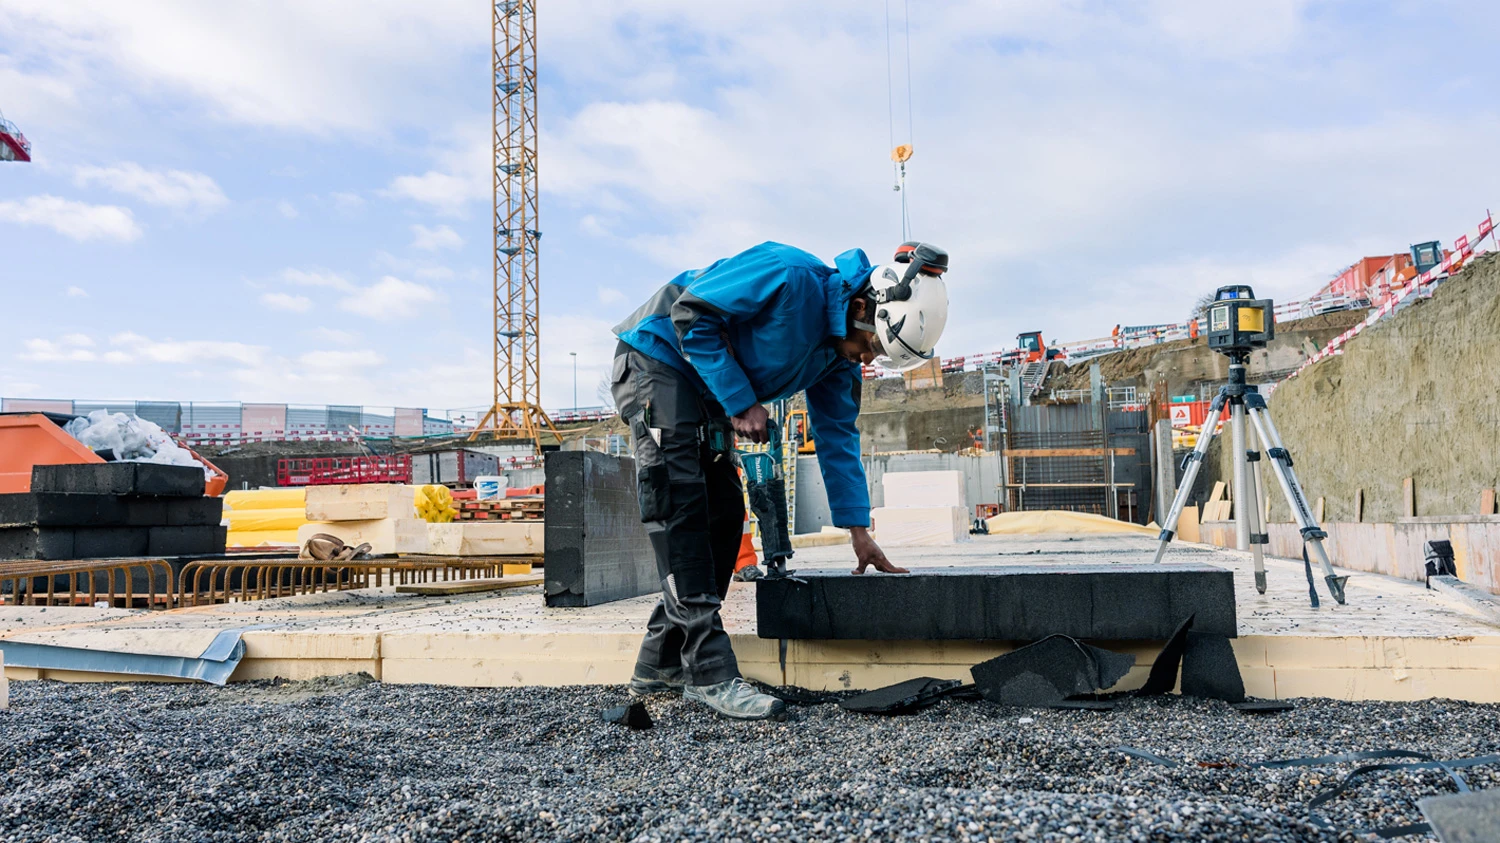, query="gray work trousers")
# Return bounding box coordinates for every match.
[610,342,745,686]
